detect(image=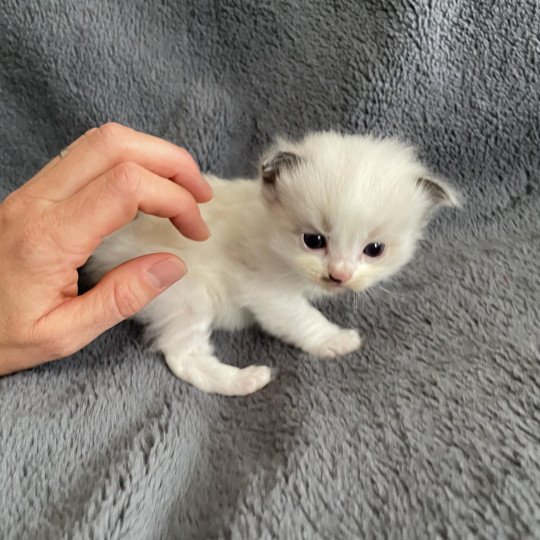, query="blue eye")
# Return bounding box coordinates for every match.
[303,233,327,249]
[363,242,385,257]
